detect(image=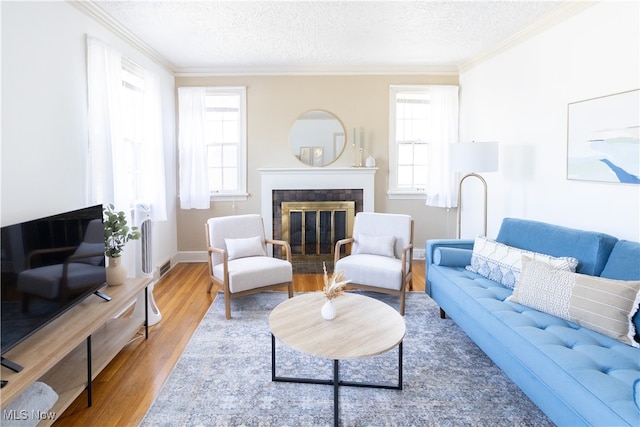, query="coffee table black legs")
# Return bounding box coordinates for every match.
[271,334,403,427]
[333,359,339,427]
